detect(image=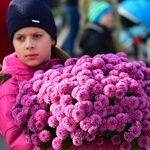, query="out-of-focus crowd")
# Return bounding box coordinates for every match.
[56,0,150,66]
